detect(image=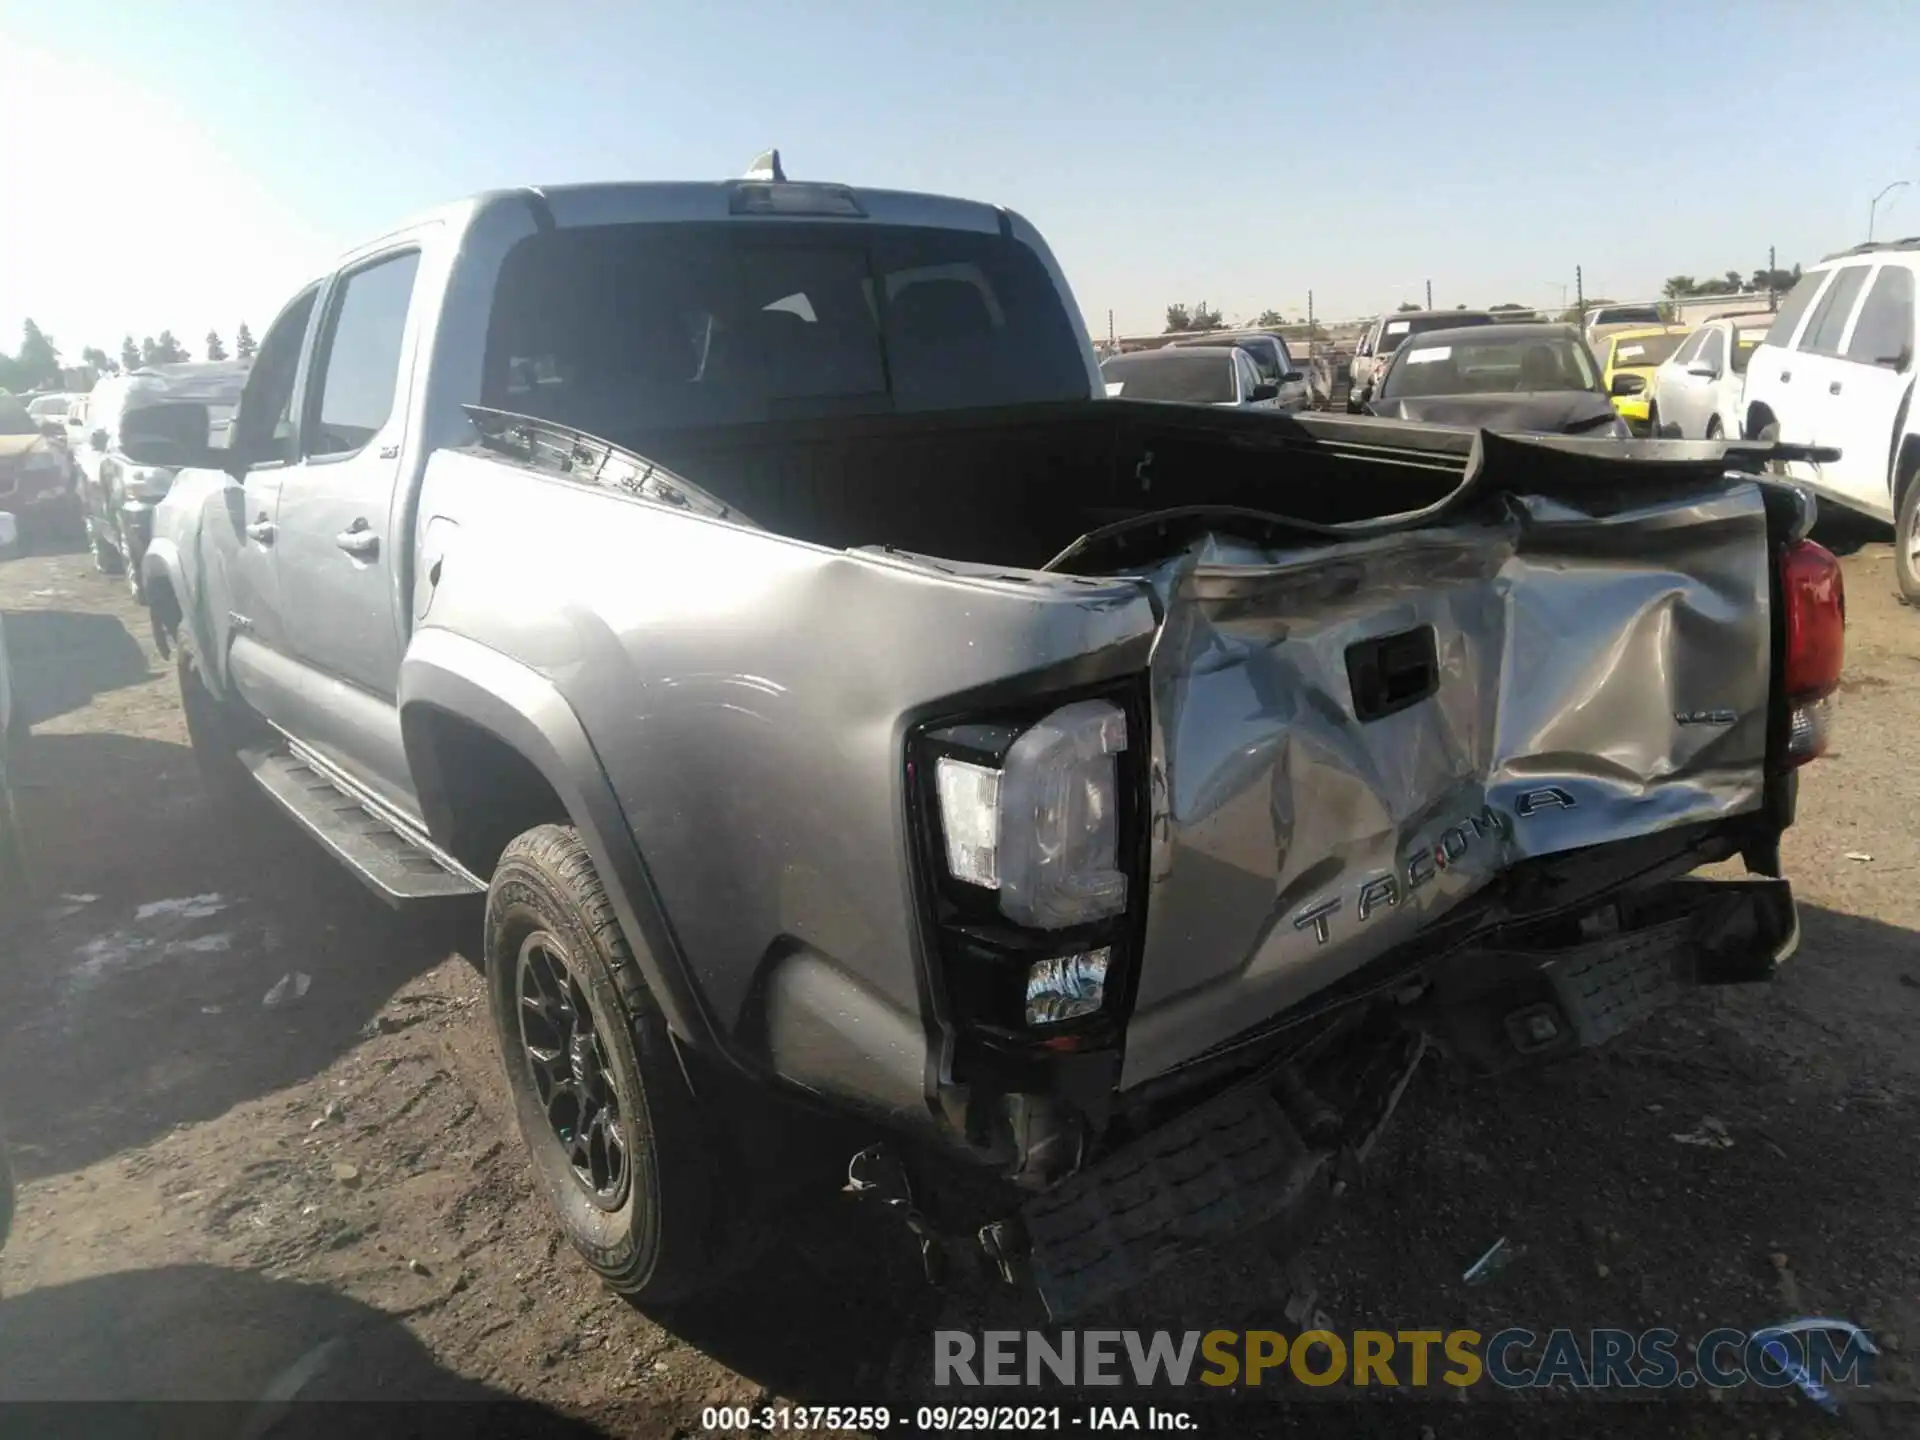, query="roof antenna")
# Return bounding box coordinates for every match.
[743,149,786,182]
